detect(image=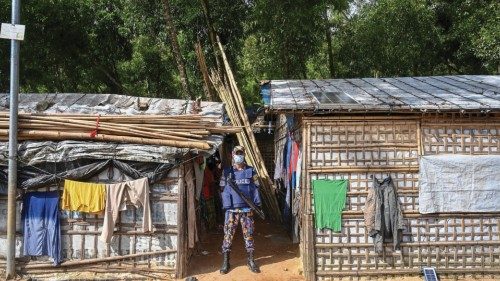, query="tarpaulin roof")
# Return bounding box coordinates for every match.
[0,93,225,164]
[0,93,226,191]
[261,75,500,112]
